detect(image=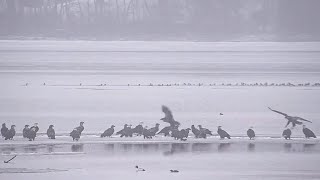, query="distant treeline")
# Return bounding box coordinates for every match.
[0,0,320,40]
